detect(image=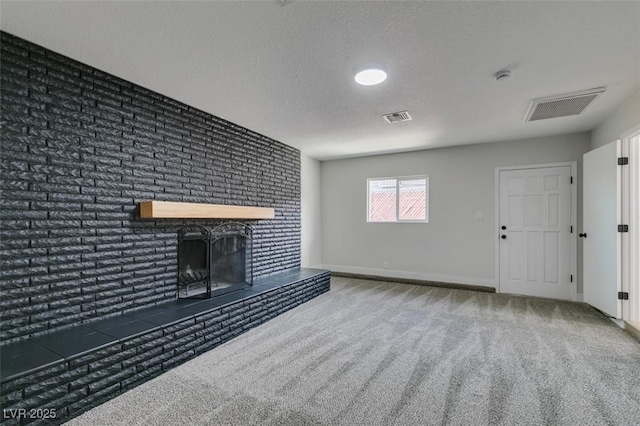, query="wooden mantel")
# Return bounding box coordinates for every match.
[139,201,275,219]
